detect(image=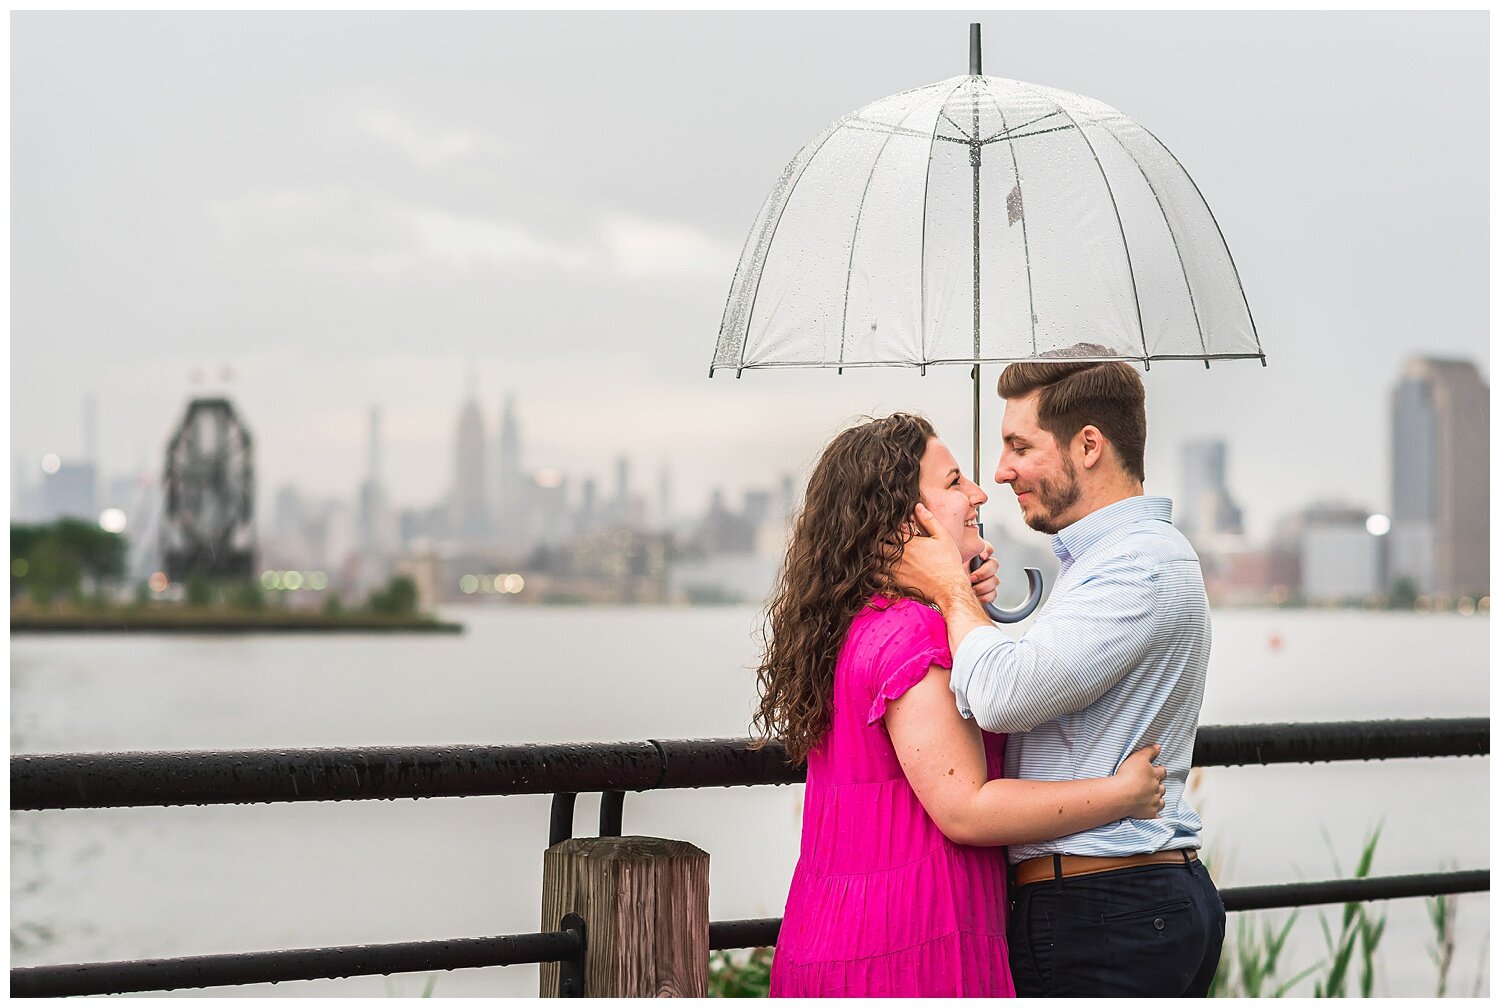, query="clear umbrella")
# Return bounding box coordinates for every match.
[712,24,1264,621]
